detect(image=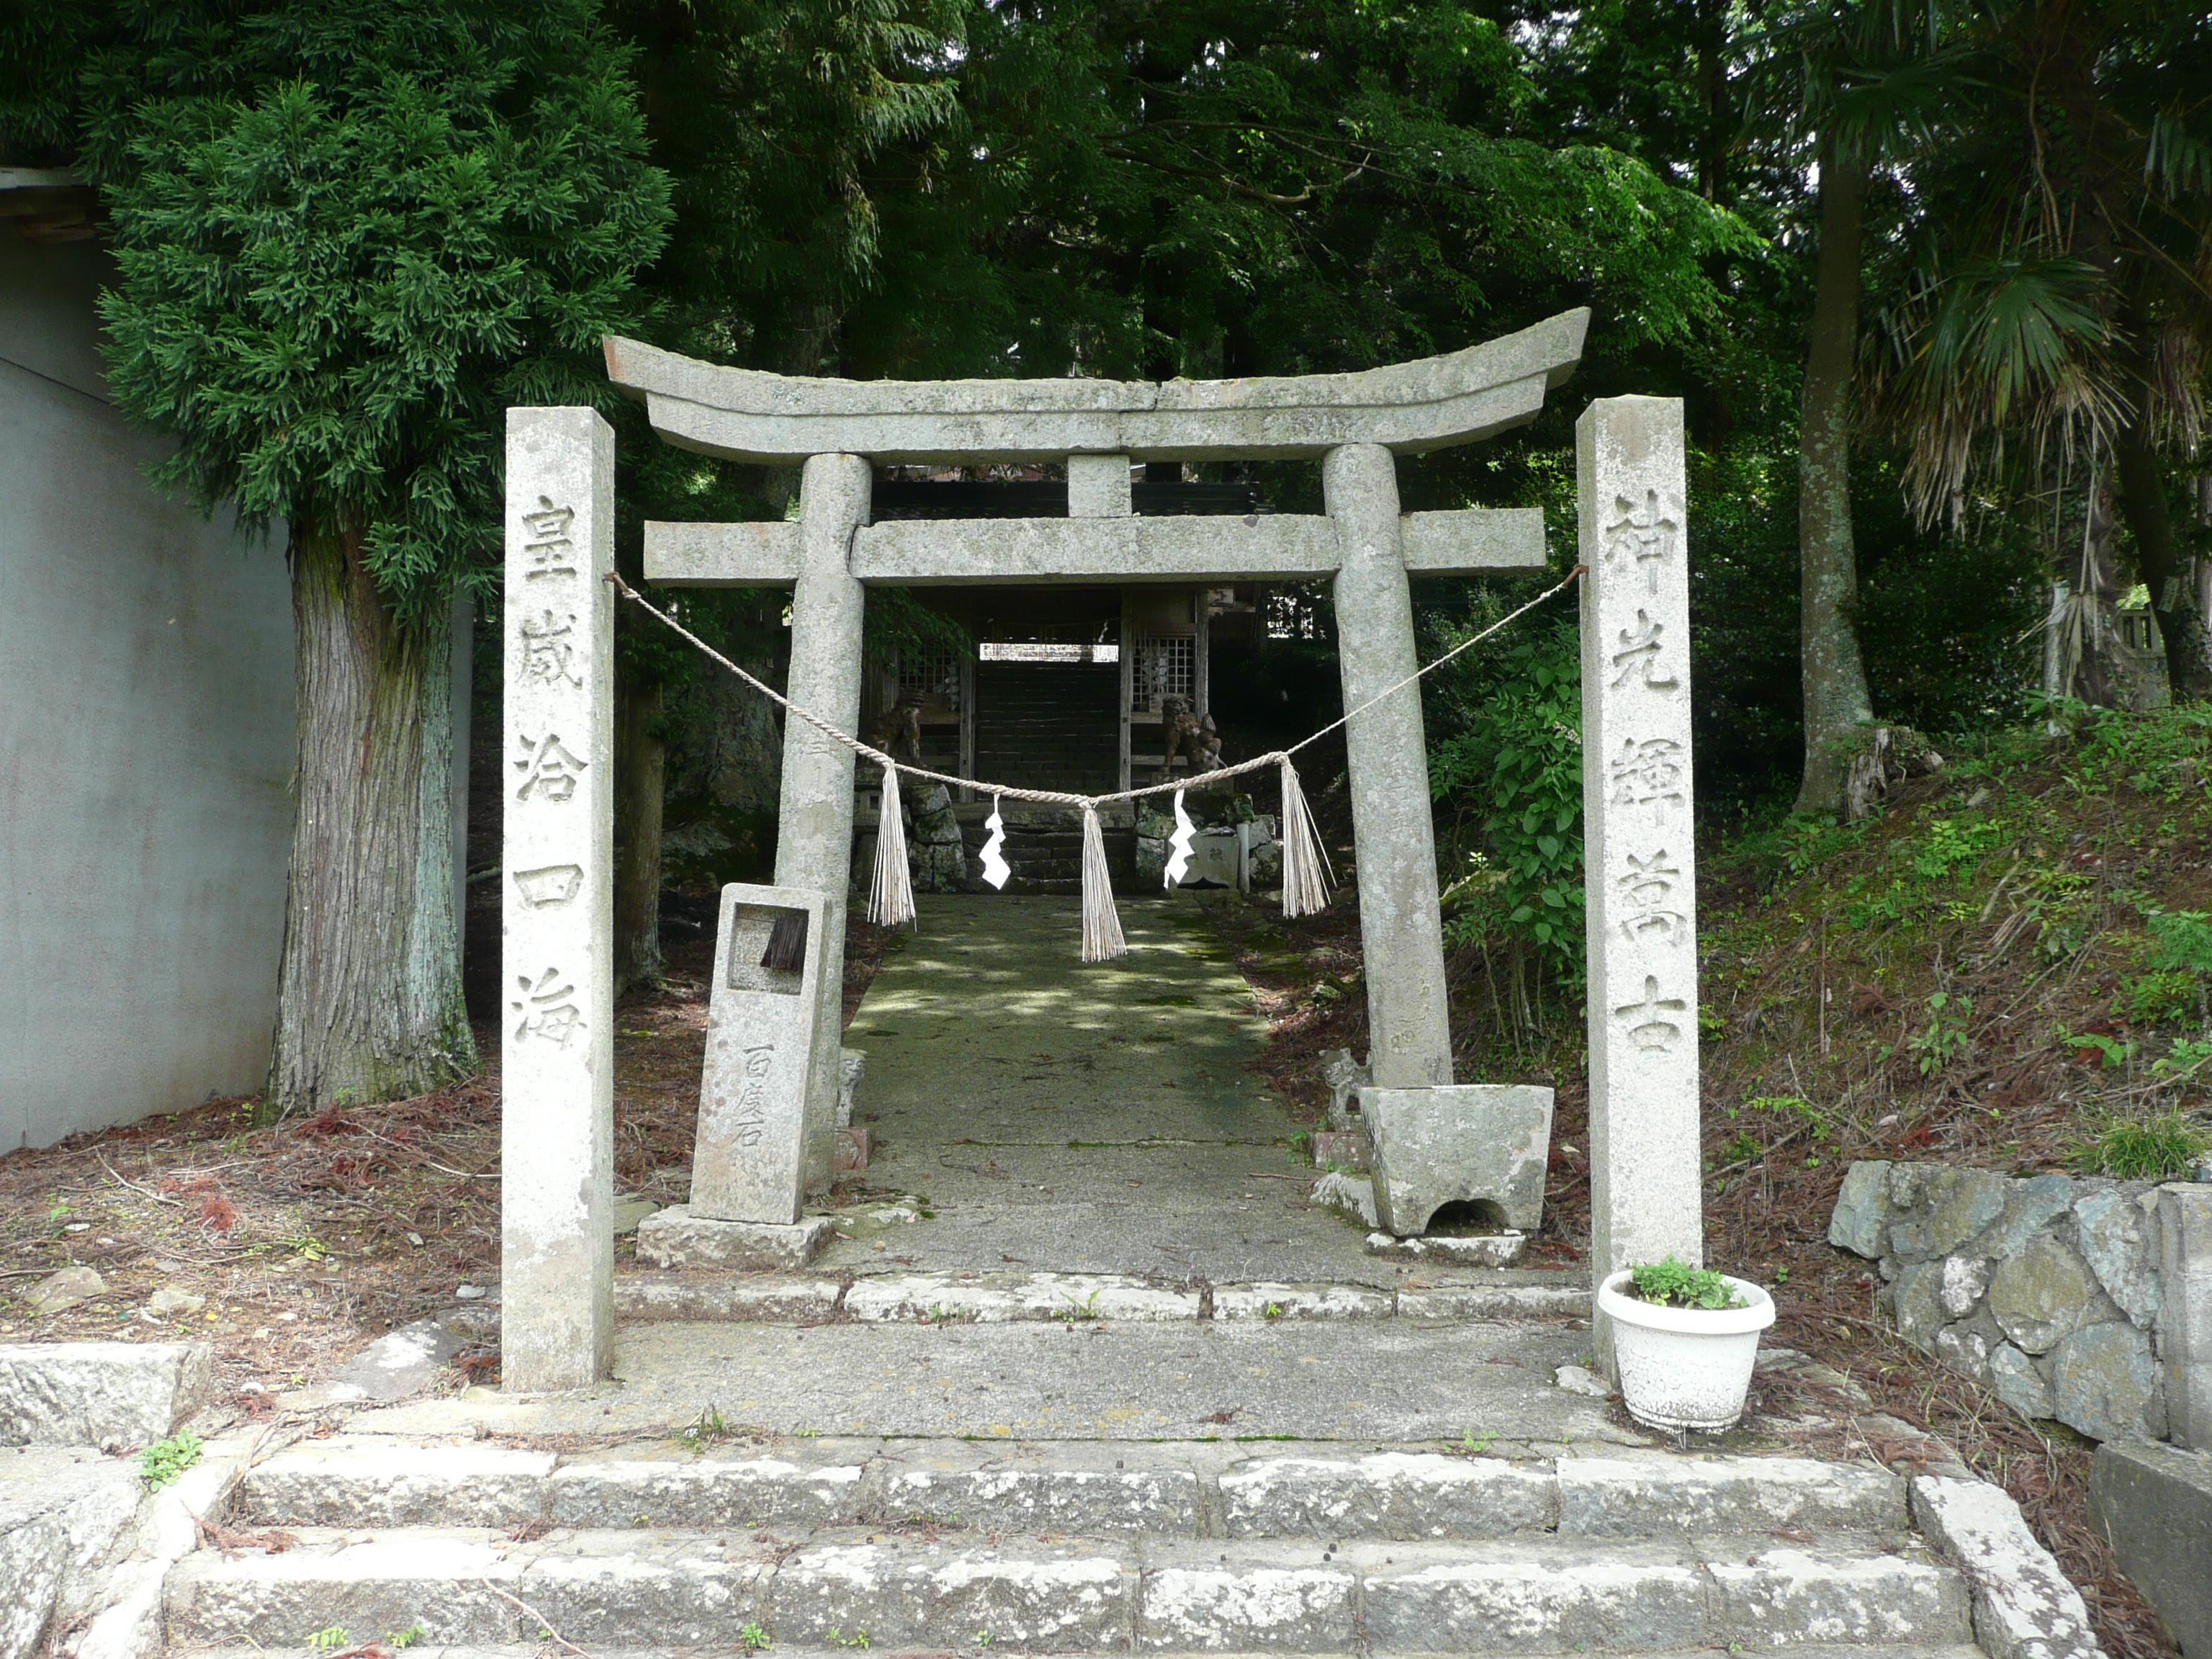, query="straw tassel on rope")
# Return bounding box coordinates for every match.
[1078,802,1128,961]
[868,760,918,930]
[1277,755,1334,920]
